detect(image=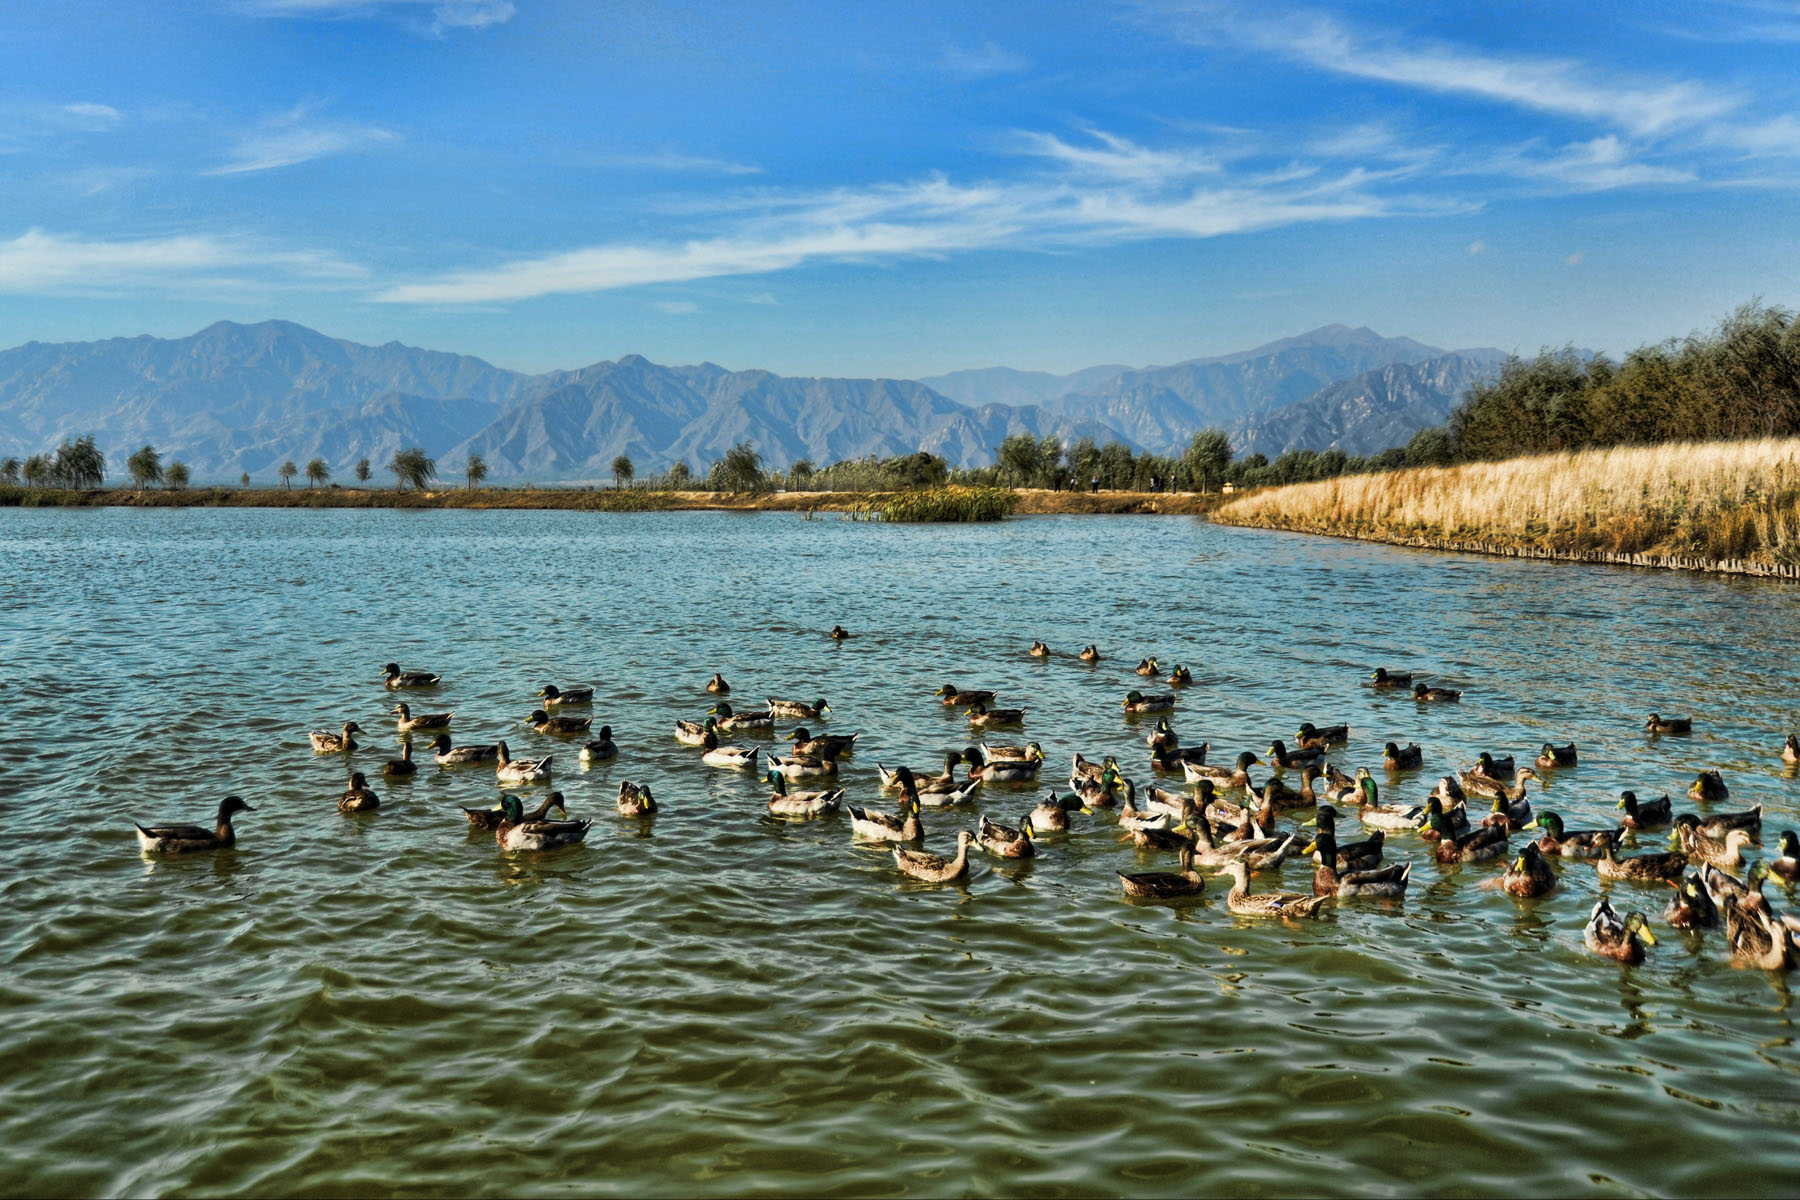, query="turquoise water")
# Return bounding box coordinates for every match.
[2,507,1798,1197]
